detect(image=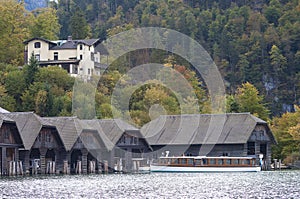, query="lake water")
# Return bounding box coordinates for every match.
[1,171,300,198]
